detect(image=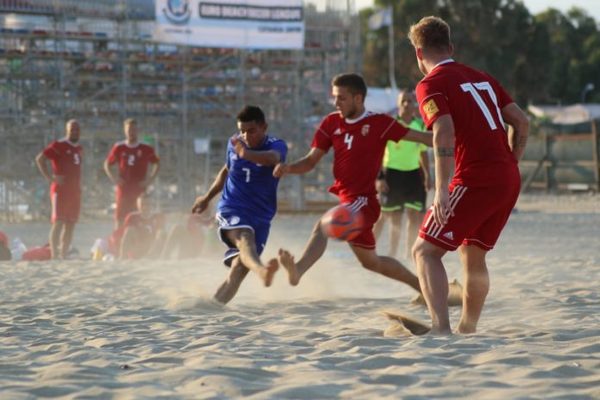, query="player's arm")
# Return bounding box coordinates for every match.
[402,129,433,147]
[431,114,456,226]
[232,137,281,166]
[502,103,530,161]
[192,164,228,214]
[103,158,120,185]
[145,160,160,187]
[35,152,53,183]
[273,147,325,177]
[419,148,432,190]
